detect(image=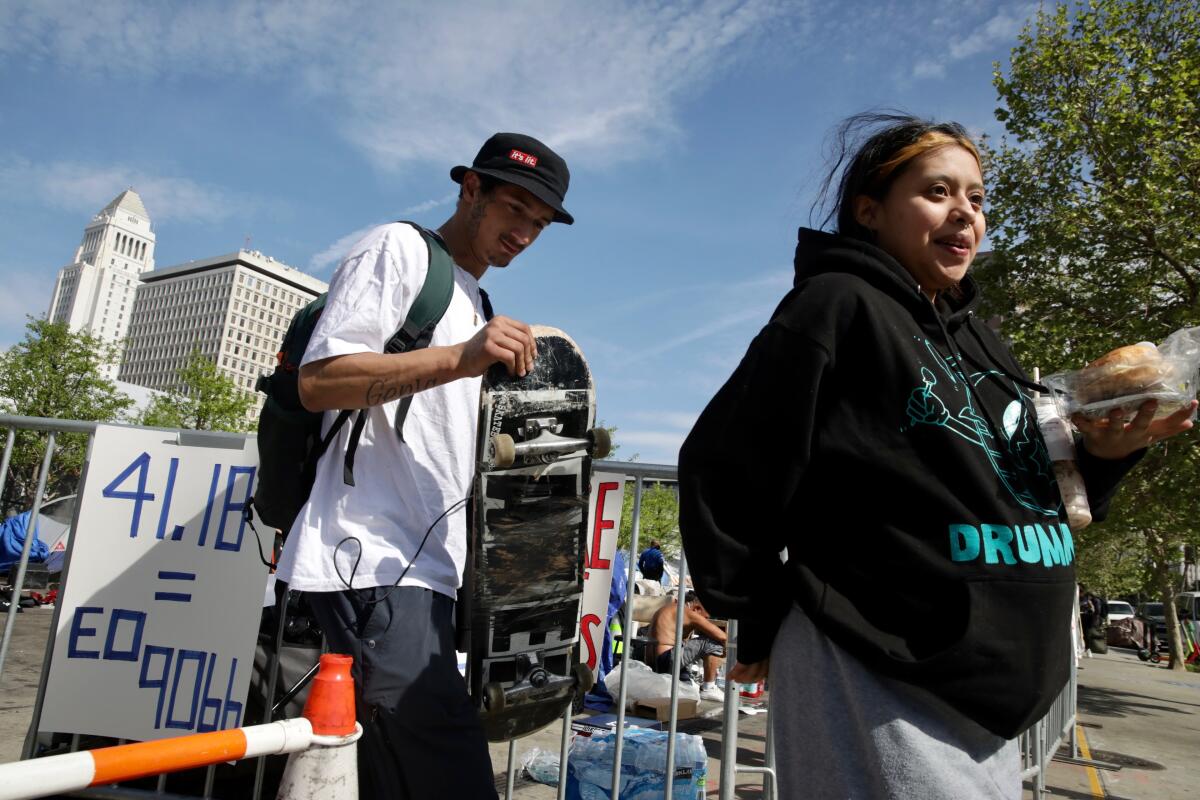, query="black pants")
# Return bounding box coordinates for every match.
[307,586,497,800]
